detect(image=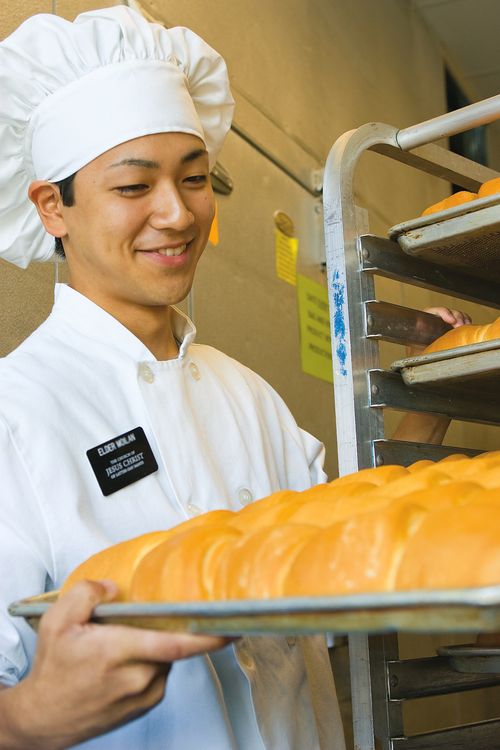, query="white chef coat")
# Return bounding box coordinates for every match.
[0,283,345,750]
